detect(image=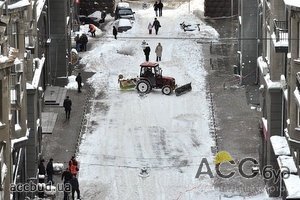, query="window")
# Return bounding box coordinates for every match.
[11,23,18,48]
